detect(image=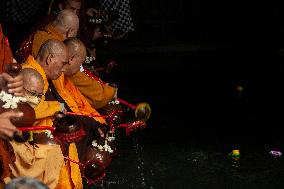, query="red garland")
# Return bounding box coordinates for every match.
[53,128,86,143]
